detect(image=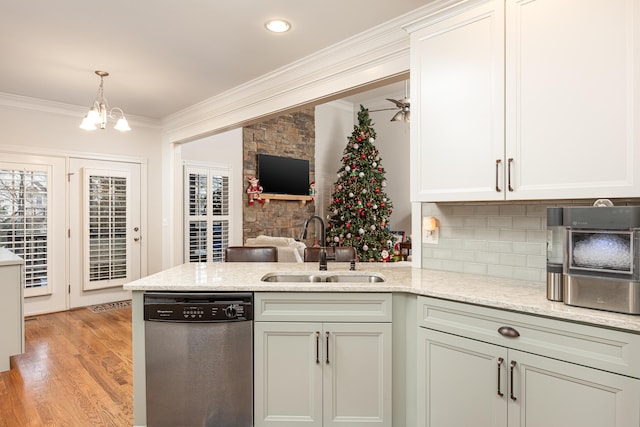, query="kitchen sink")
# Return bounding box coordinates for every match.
[260,273,385,283]
[261,273,324,283]
[325,274,385,283]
